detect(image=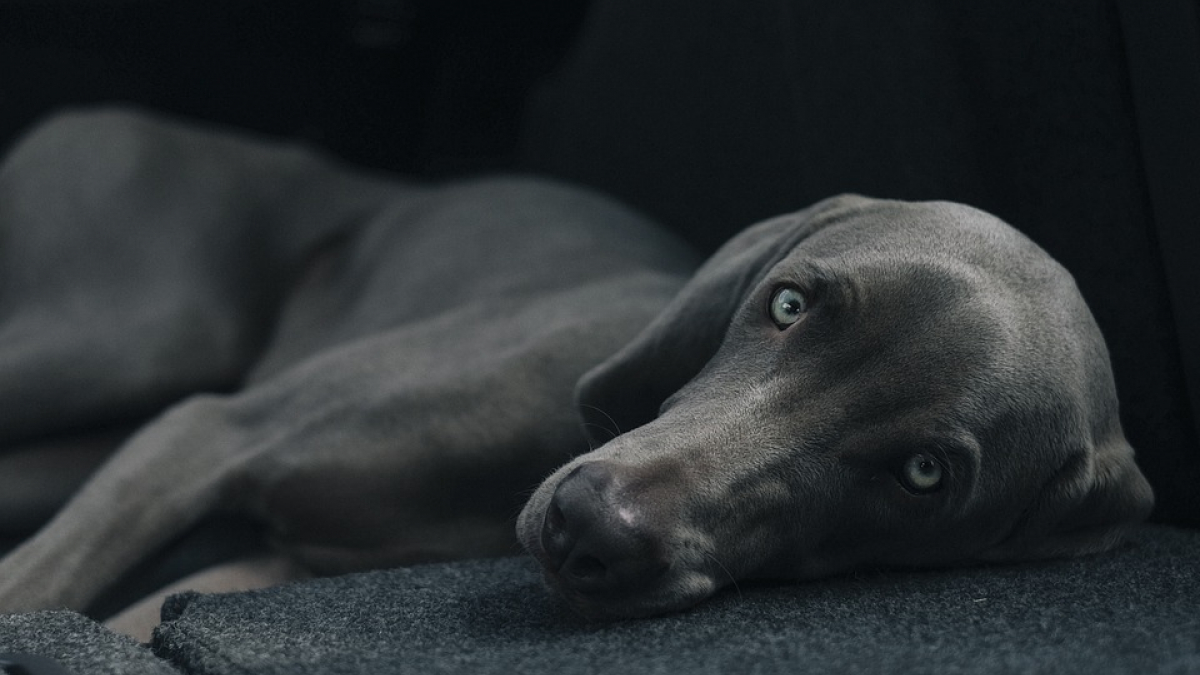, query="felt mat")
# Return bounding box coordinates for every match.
[152,525,1200,675]
[0,609,178,674]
